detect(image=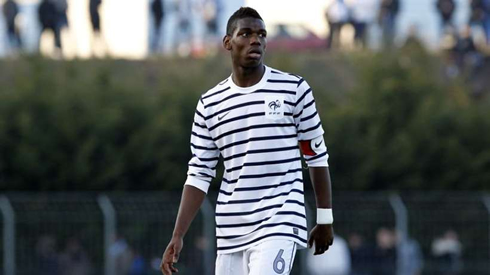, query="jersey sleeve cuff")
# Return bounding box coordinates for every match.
[184,176,211,194]
[306,154,329,167]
